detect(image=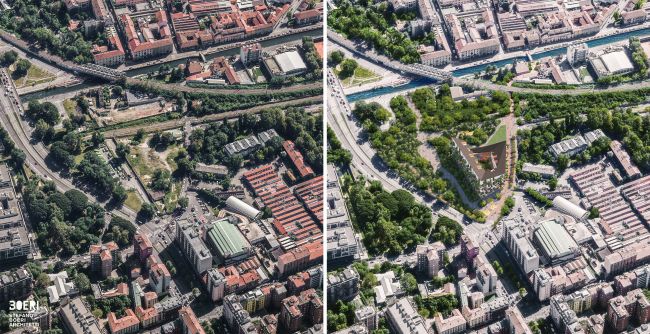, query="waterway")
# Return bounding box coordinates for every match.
[346,27,650,102]
[21,29,321,101]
